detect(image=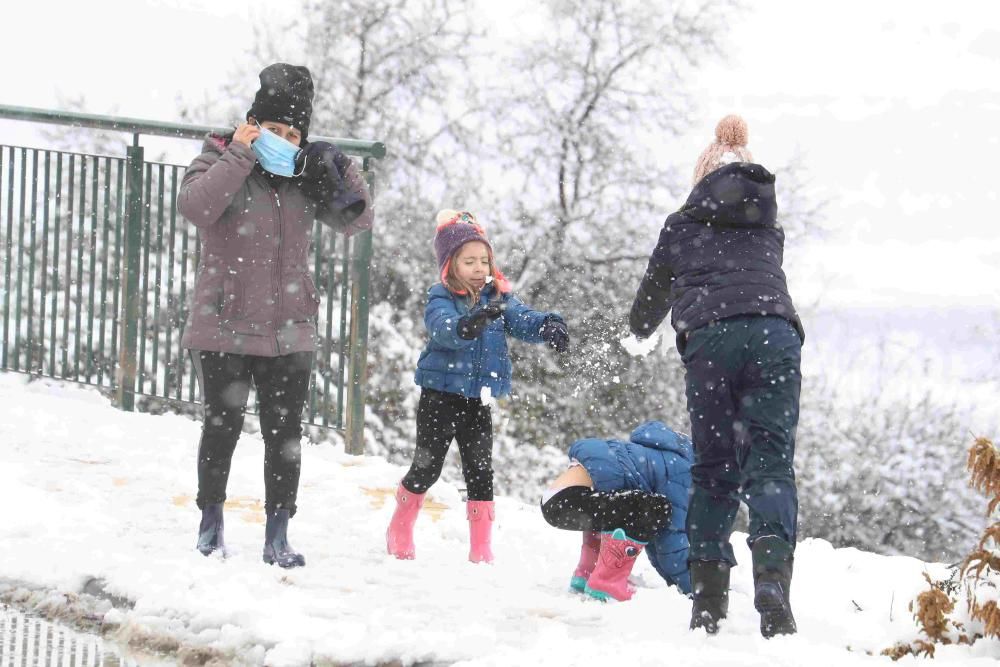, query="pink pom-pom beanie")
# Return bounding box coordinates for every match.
[692,115,754,185]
